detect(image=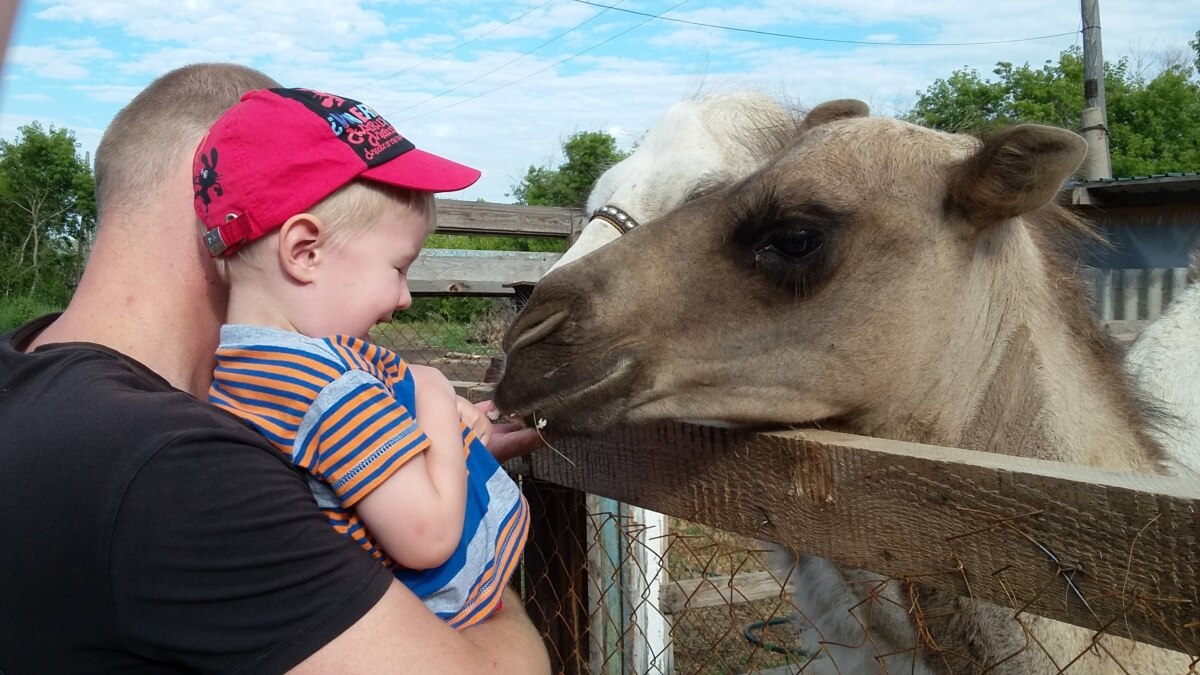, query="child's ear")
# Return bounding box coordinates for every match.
[277,214,324,283]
